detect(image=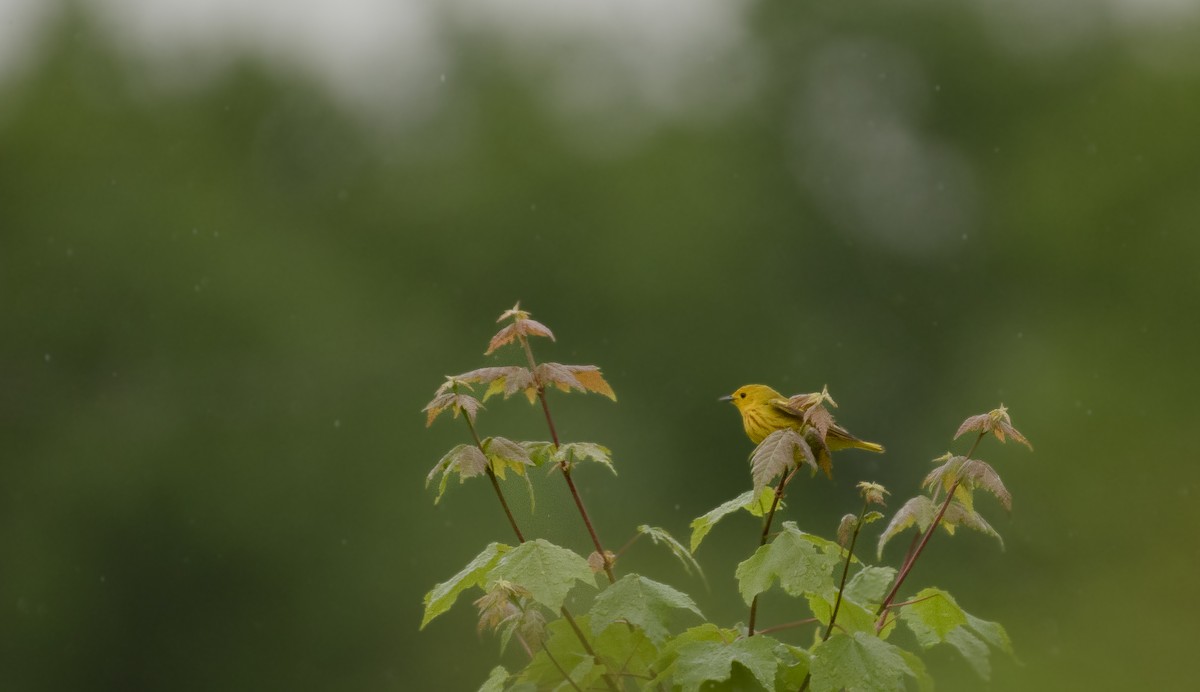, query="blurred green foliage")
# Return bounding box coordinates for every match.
[2,3,1199,690]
